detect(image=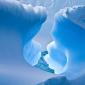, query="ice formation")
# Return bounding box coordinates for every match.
[44,5,85,80]
[38,76,70,85]
[35,51,54,73]
[0,0,47,65]
[1,0,85,84]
